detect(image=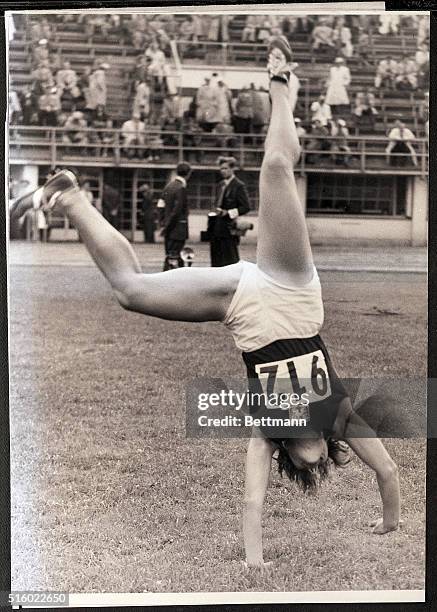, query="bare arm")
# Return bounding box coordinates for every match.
[343,412,400,534]
[243,433,274,566]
